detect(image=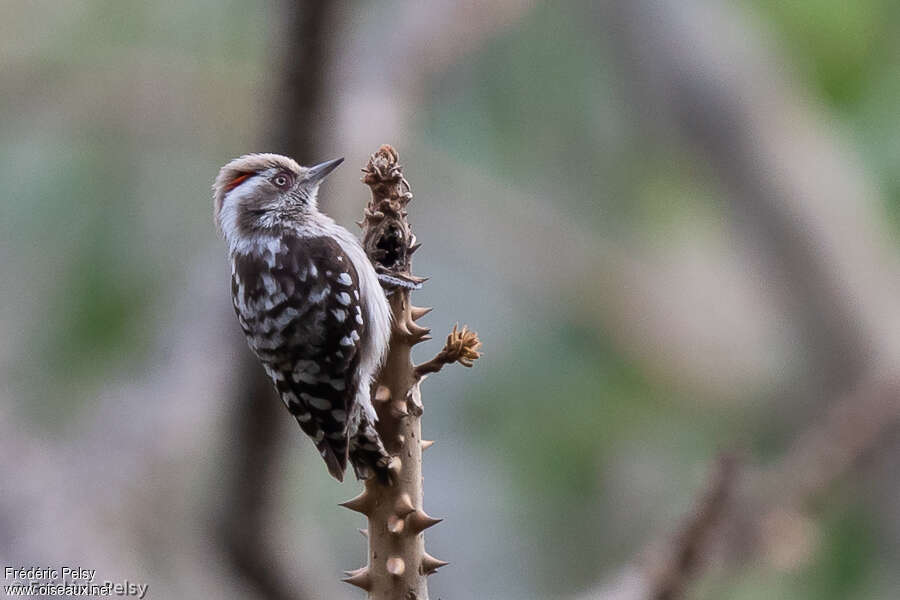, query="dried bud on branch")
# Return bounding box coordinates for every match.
[414,324,483,378]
